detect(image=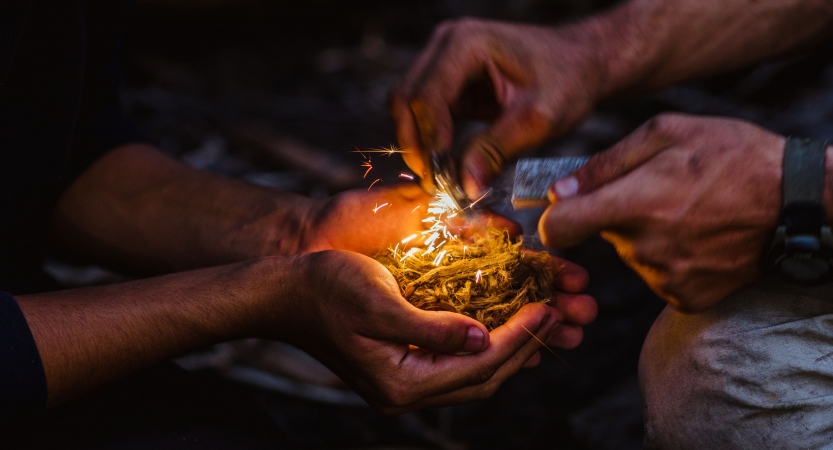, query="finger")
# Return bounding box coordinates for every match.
[390,95,430,184]
[522,351,541,368]
[545,323,584,350]
[538,183,637,249]
[460,104,555,198]
[396,302,555,400]
[551,293,597,326]
[381,305,491,355]
[548,114,680,200]
[448,209,523,240]
[399,305,559,411]
[391,23,486,186]
[534,252,589,293]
